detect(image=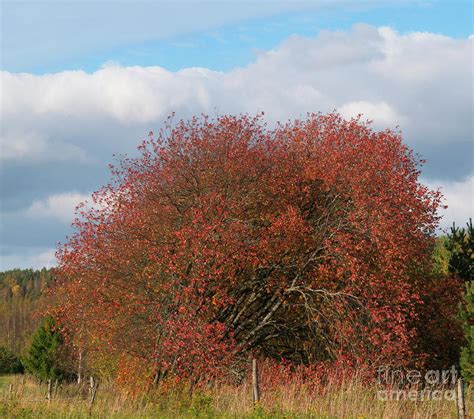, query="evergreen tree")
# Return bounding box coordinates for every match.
[23,317,64,381]
[0,346,23,373]
[447,218,473,281]
[446,219,473,384]
[459,280,474,384]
